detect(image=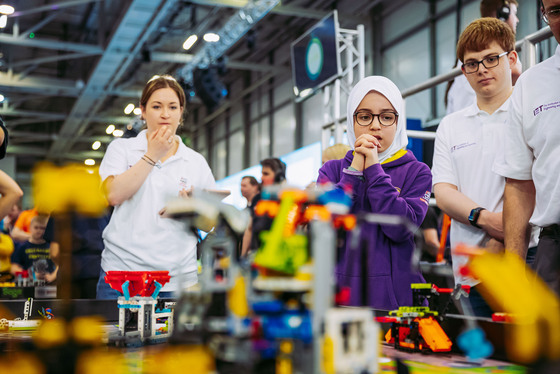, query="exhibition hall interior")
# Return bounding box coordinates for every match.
[0,0,559,373]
